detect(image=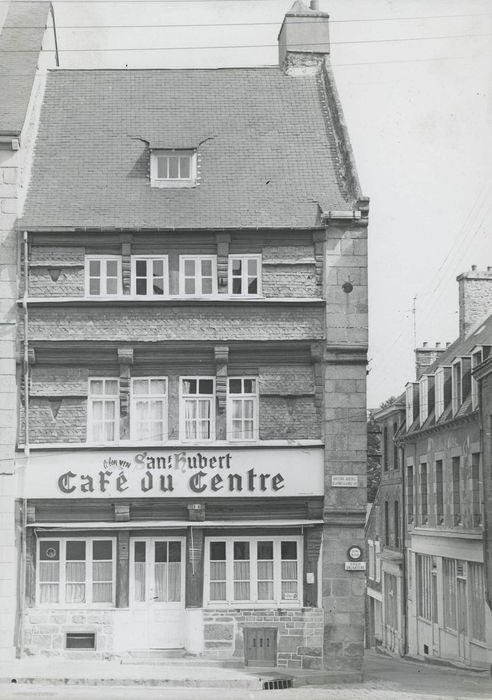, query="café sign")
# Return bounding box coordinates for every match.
[18,447,324,499]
